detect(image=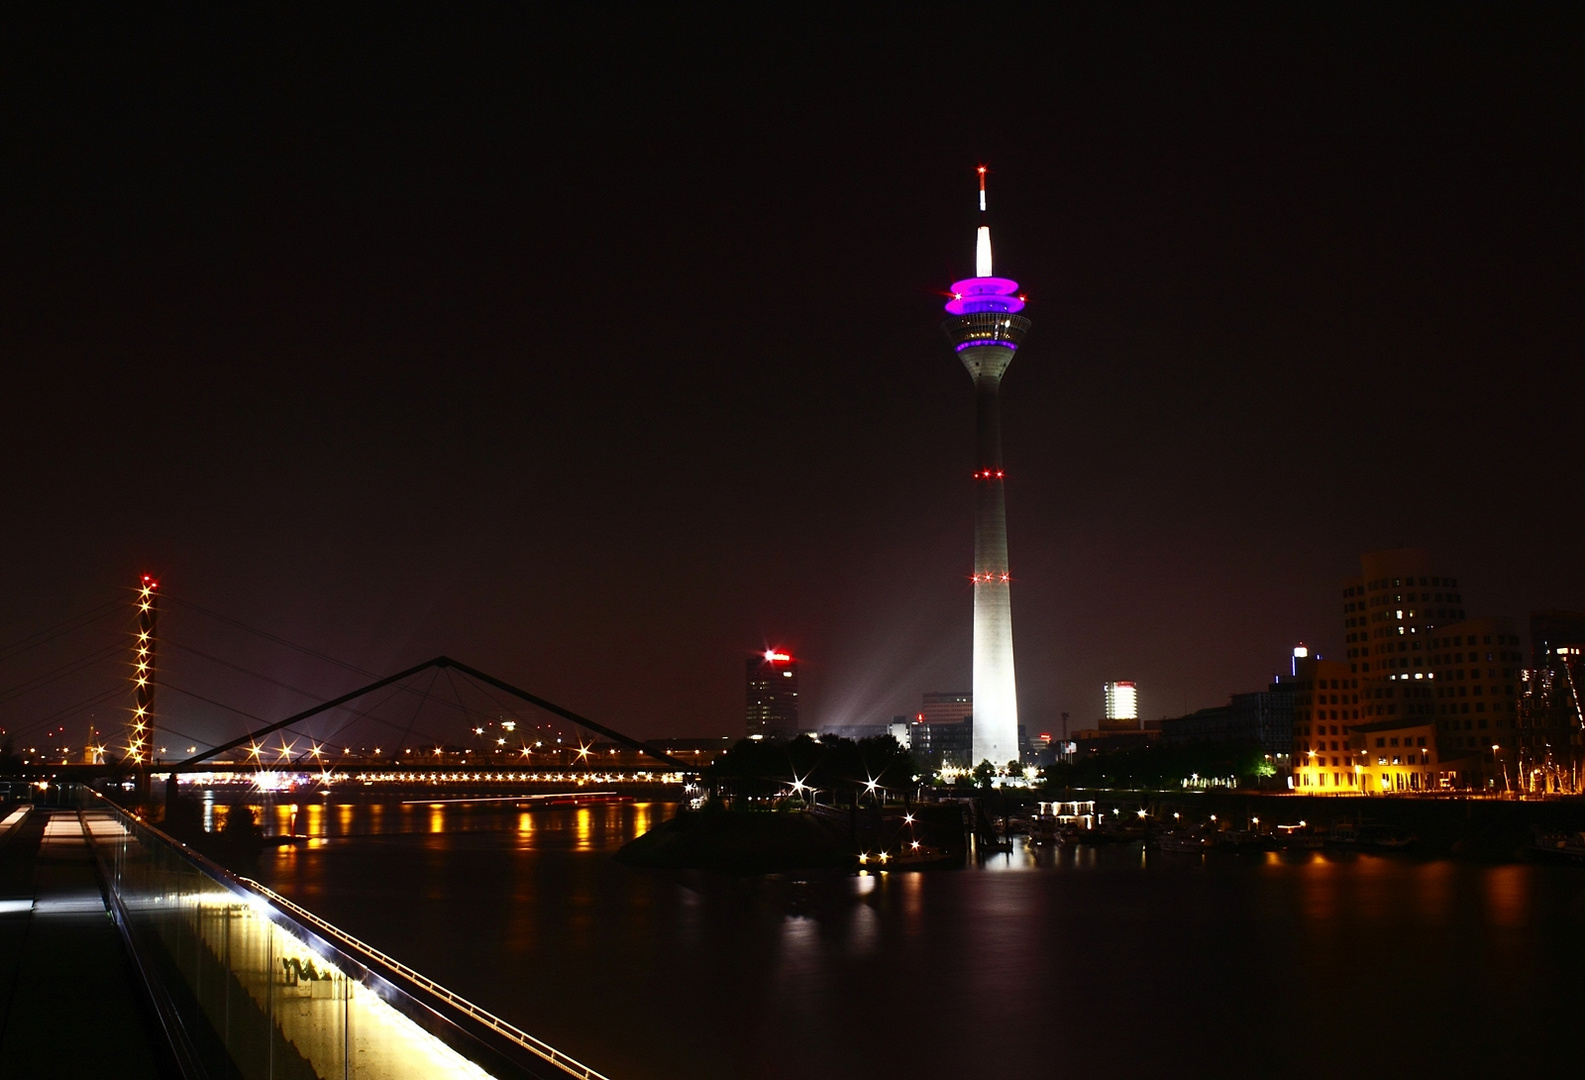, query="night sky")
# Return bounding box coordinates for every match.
[4,7,1583,752]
